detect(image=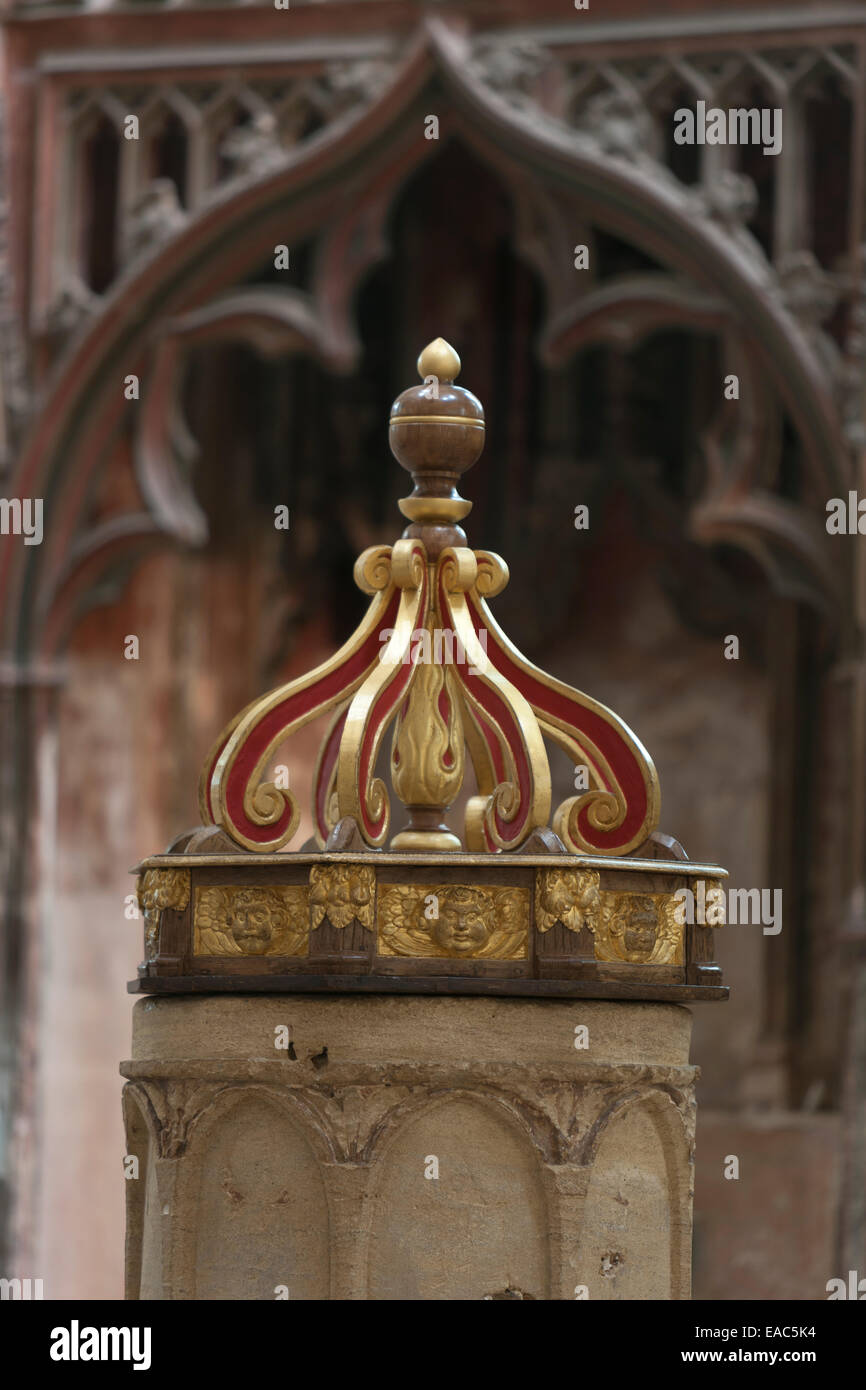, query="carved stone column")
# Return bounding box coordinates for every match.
[123,995,696,1301]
